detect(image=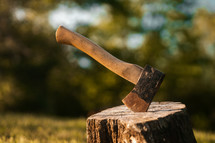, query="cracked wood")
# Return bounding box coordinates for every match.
[87,102,197,143]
